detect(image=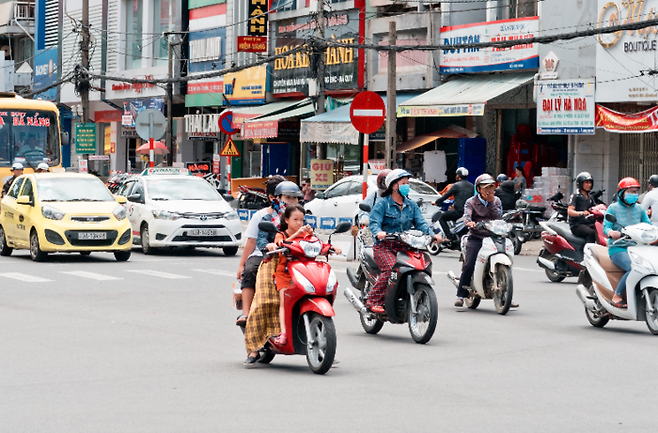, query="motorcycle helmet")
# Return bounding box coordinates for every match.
[474,173,496,191]
[37,162,49,172]
[649,174,658,188]
[456,167,469,179]
[11,162,23,171]
[384,169,412,189]
[376,169,392,191]
[576,172,593,190]
[497,173,508,183]
[274,180,303,198]
[617,177,641,205]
